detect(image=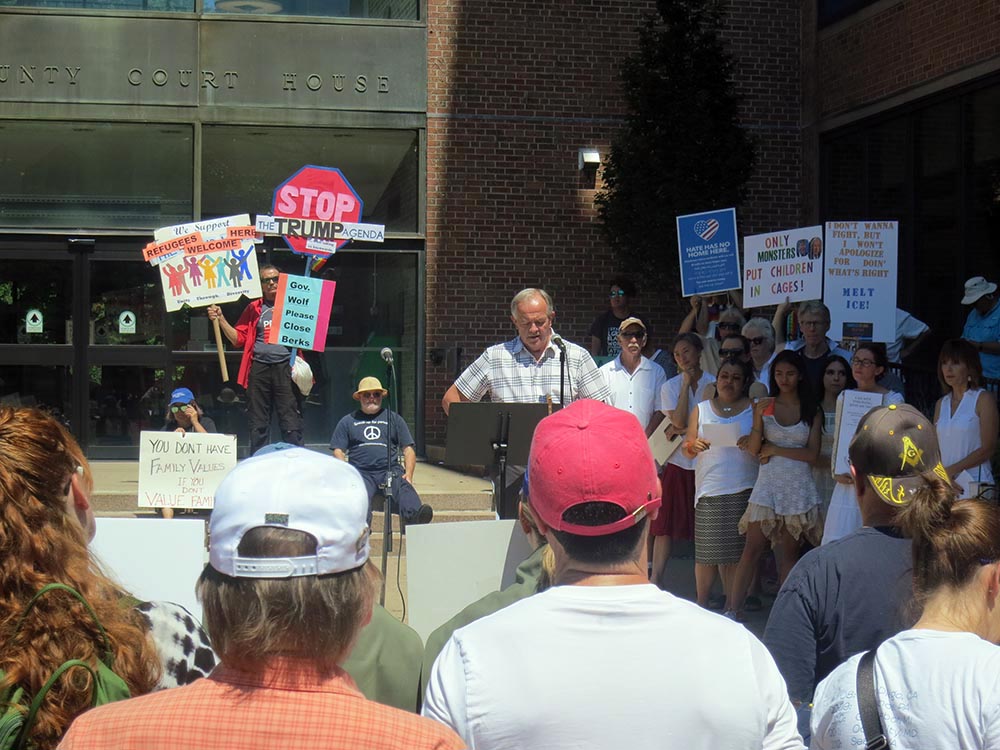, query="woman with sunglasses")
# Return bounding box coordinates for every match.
[934,339,997,498]
[811,470,1000,749]
[822,343,903,544]
[742,318,777,388]
[160,387,217,519]
[812,355,856,513]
